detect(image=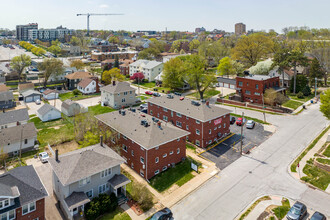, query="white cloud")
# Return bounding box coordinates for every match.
[99,4,109,8]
